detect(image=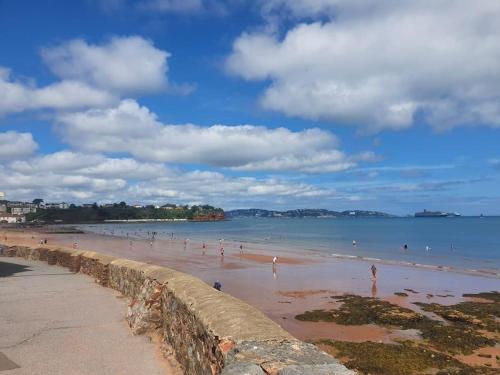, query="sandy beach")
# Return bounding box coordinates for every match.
[2,227,499,372]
